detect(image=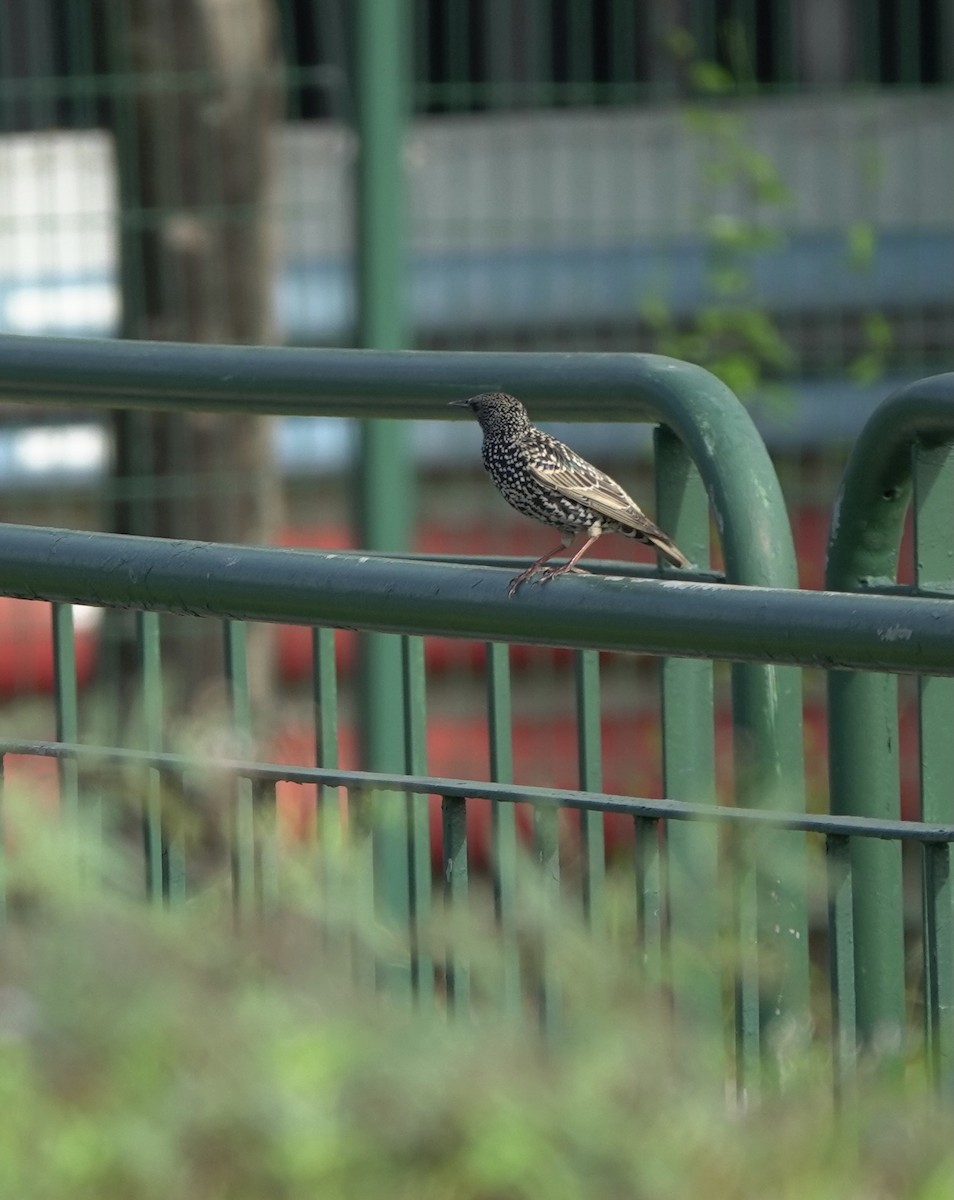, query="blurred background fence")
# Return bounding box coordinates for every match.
[3,3,951,365]
[0,1,951,808]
